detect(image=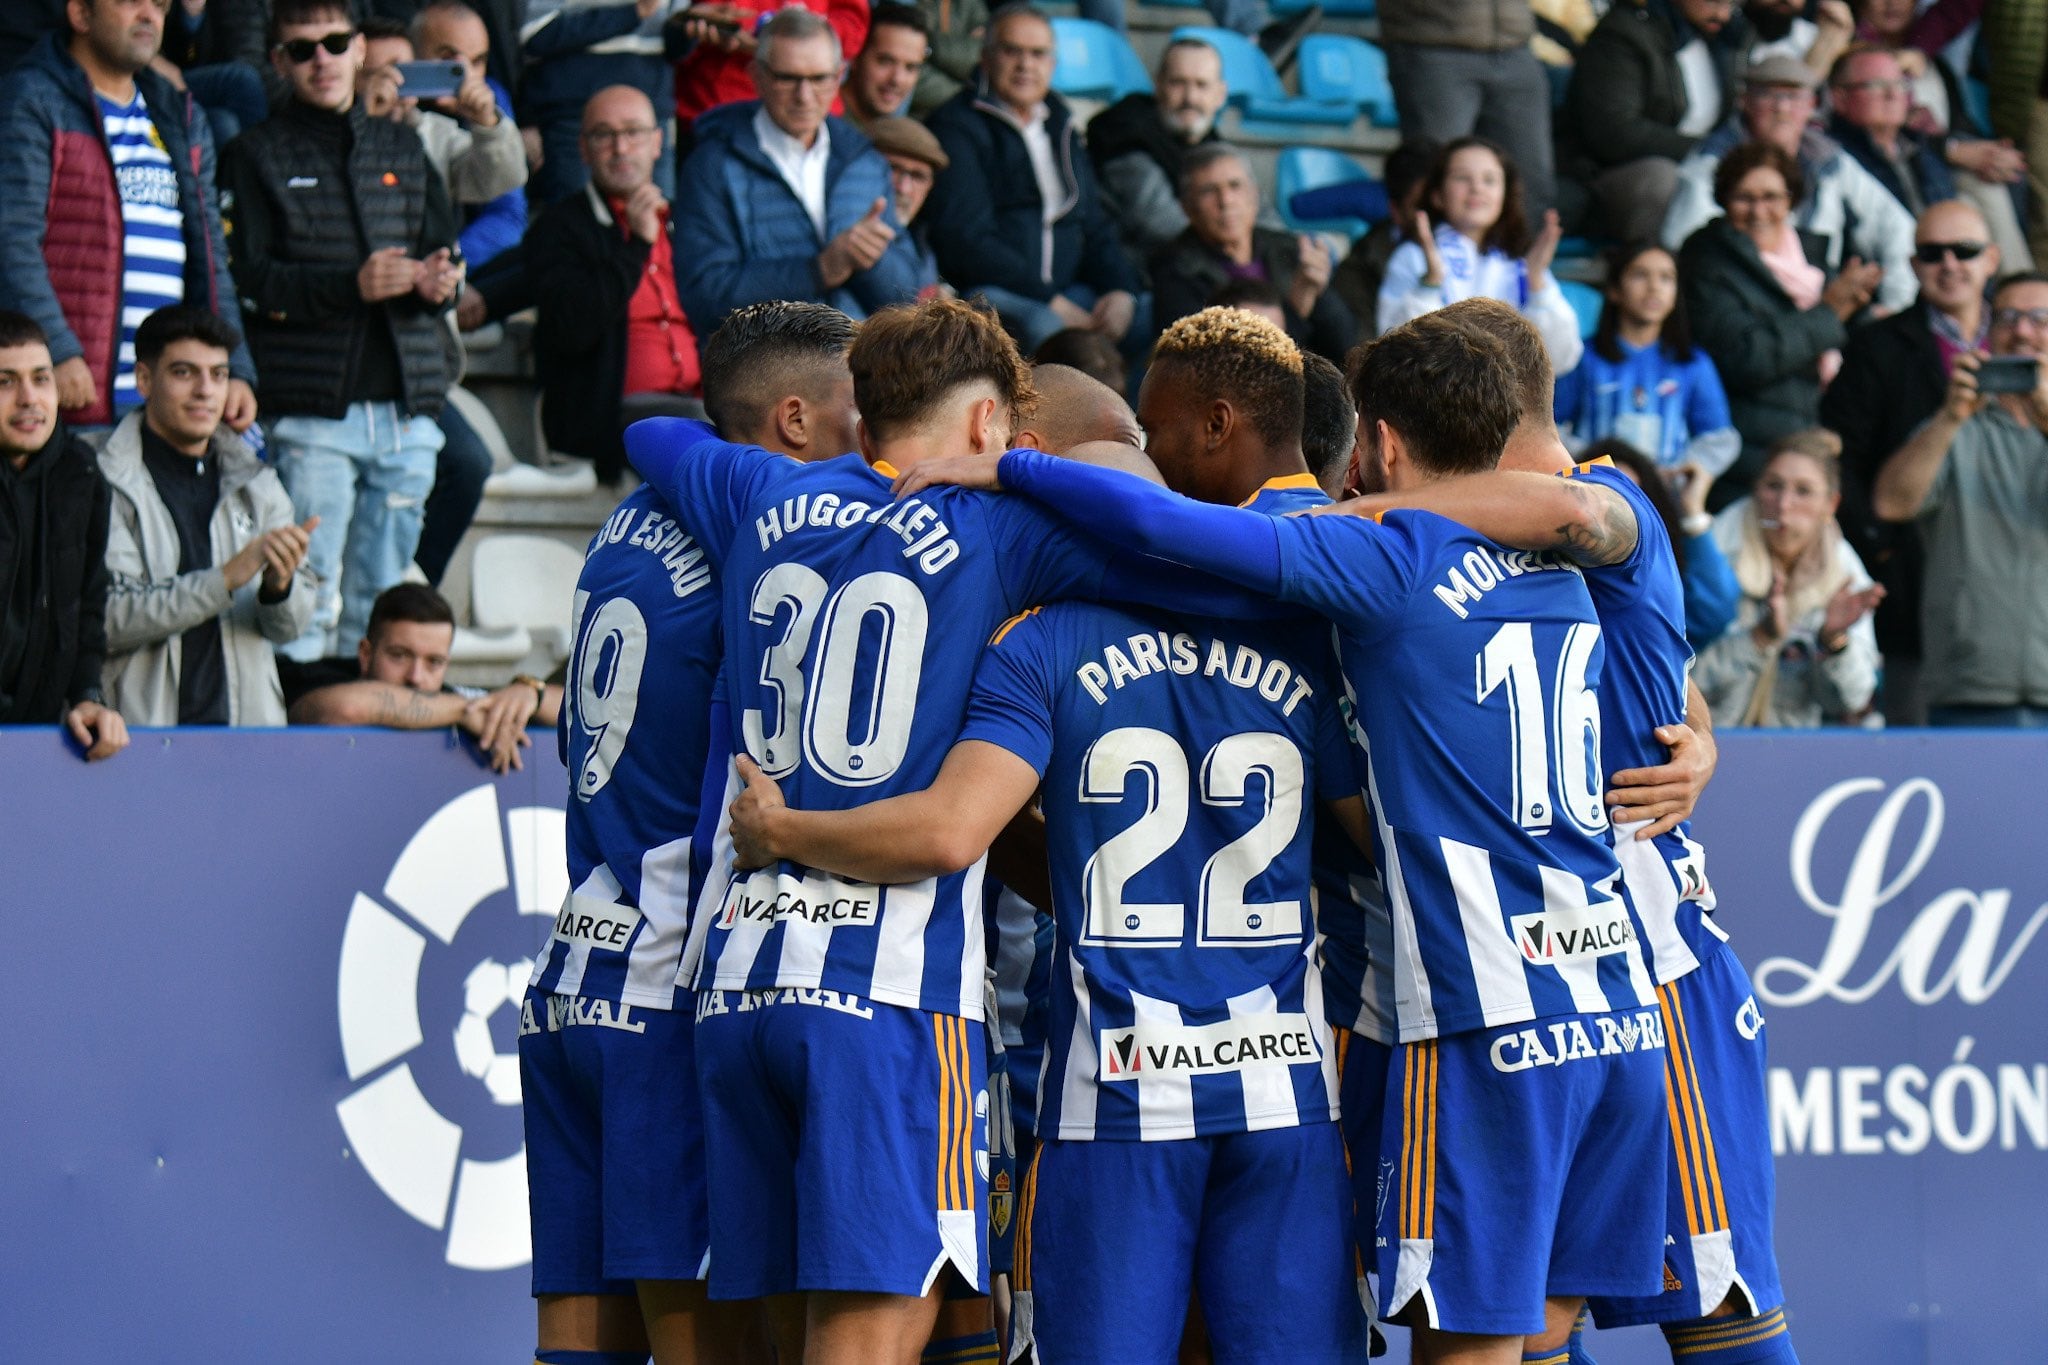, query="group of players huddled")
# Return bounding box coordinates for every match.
[516,293,1799,1365]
